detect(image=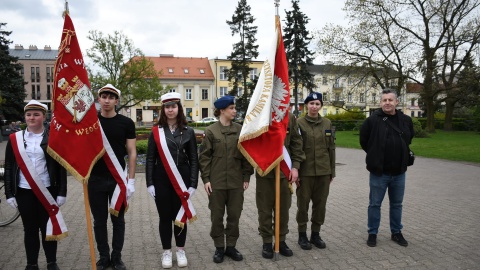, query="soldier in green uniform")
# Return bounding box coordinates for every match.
[296,92,336,250]
[199,95,253,264]
[256,112,305,259]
